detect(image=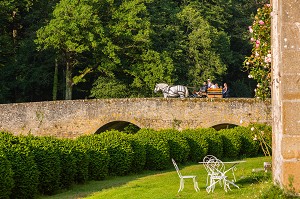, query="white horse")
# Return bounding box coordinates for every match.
[154,83,189,98]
